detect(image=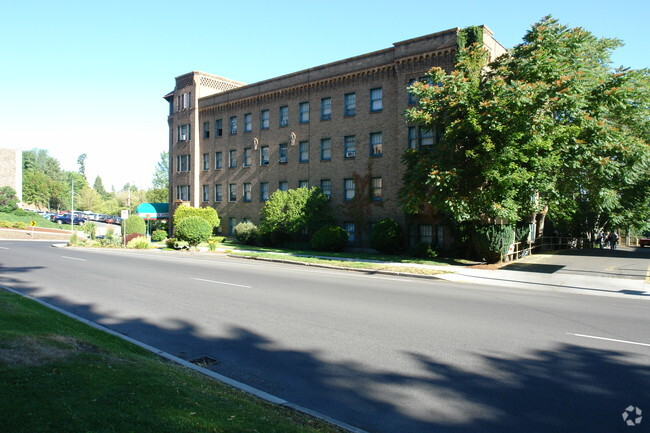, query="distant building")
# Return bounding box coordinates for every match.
[165,26,506,247]
[0,148,22,204]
